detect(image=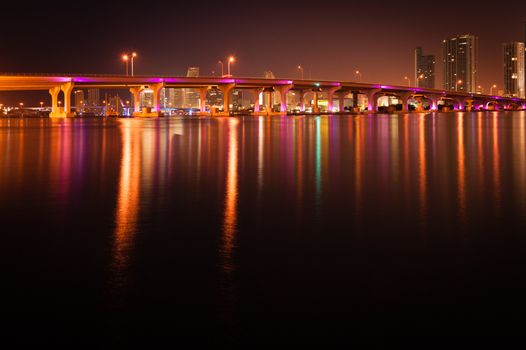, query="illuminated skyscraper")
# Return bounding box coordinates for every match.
[74,90,85,112]
[414,47,435,89]
[184,67,200,108]
[87,88,100,107]
[503,42,525,98]
[442,34,478,93]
